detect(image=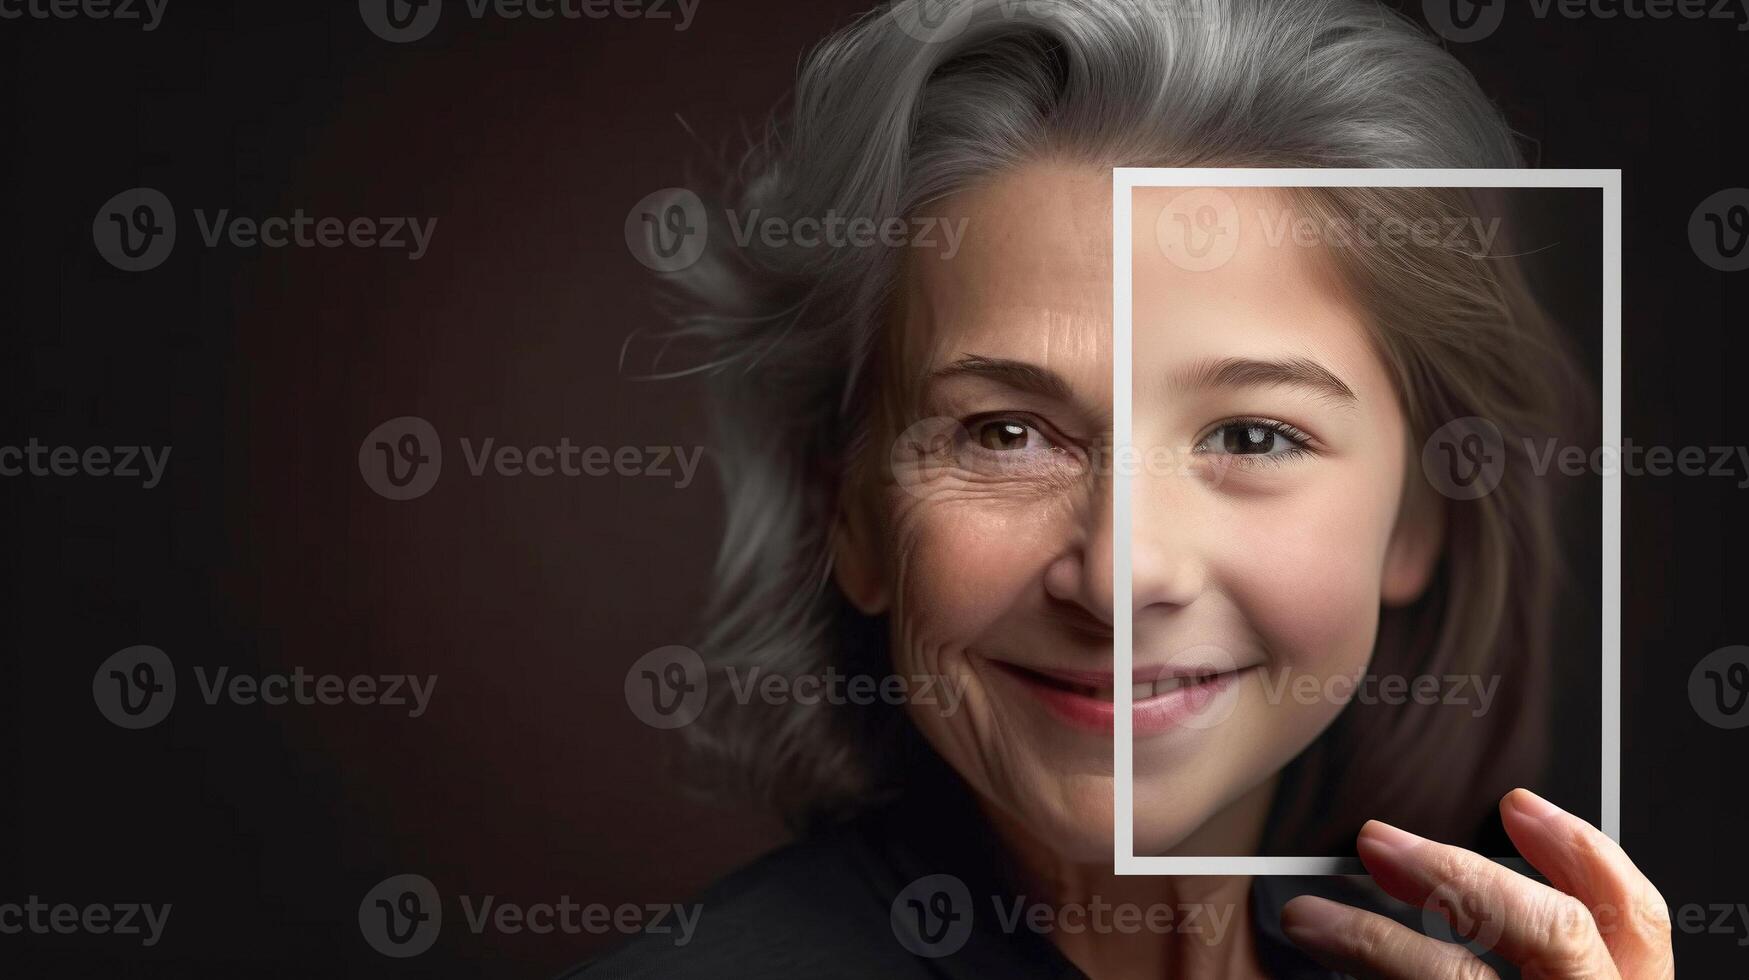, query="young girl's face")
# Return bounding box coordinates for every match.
[842,166,1439,861]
